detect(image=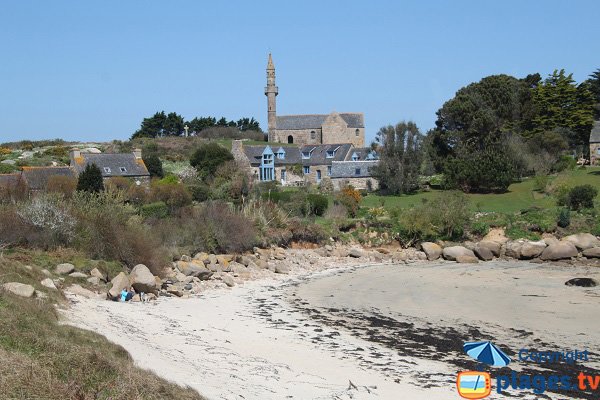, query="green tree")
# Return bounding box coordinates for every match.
[531,69,595,148]
[190,142,234,178]
[187,116,217,134]
[132,111,167,139]
[163,112,185,136]
[236,117,261,132]
[585,68,600,118]
[143,153,164,178]
[372,121,424,194]
[77,164,104,193]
